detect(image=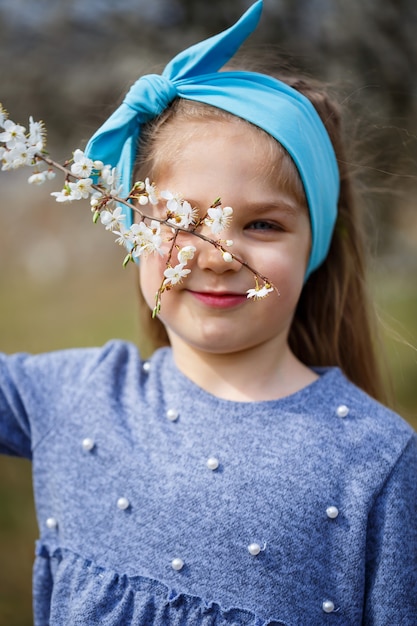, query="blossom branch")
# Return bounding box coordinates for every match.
[0,105,276,308]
